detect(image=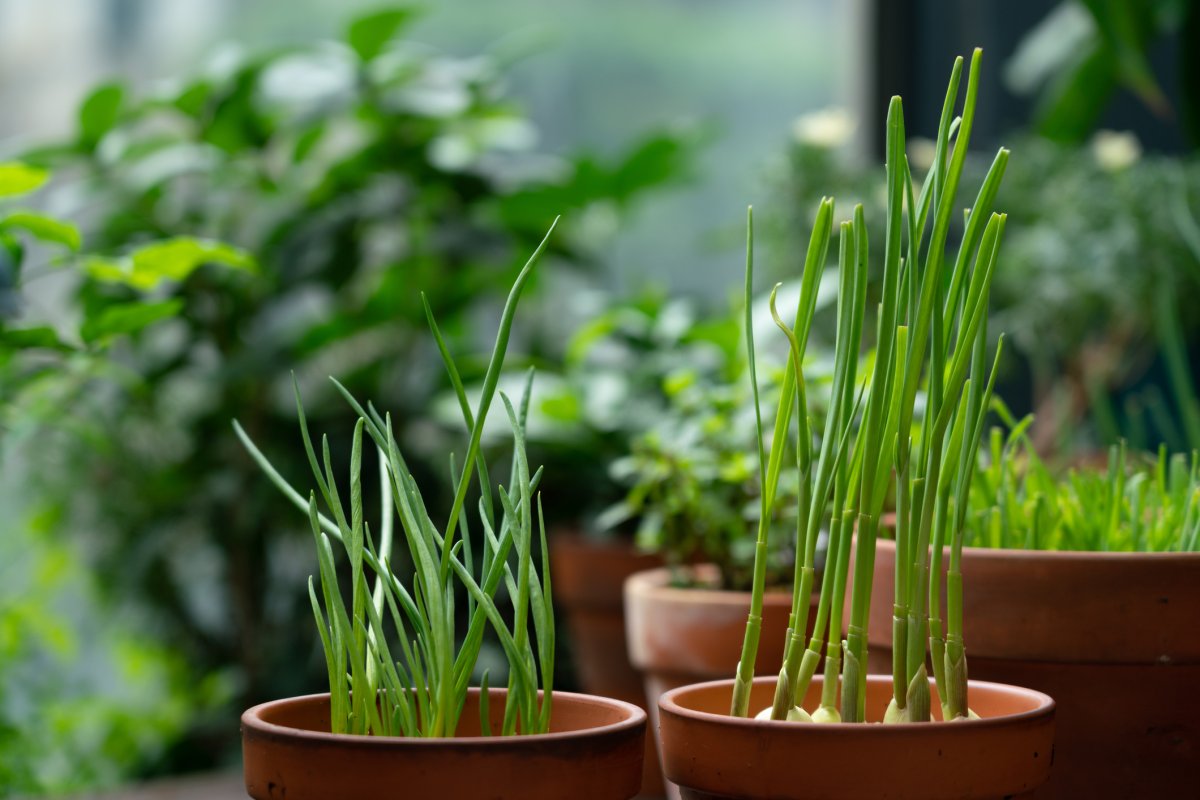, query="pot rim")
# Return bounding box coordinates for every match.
[659,674,1054,732]
[242,688,646,747]
[550,528,646,549]
[874,535,1200,563]
[625,565,794,605]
